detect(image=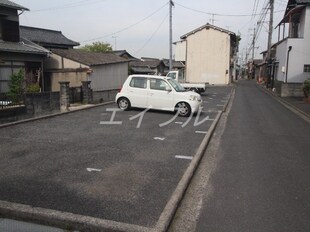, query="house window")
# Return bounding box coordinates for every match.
[304,65,310,73]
